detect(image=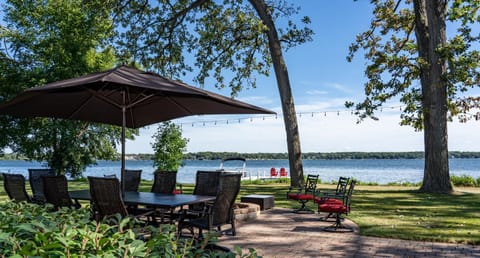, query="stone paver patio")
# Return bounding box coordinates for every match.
[217,208,480,258]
